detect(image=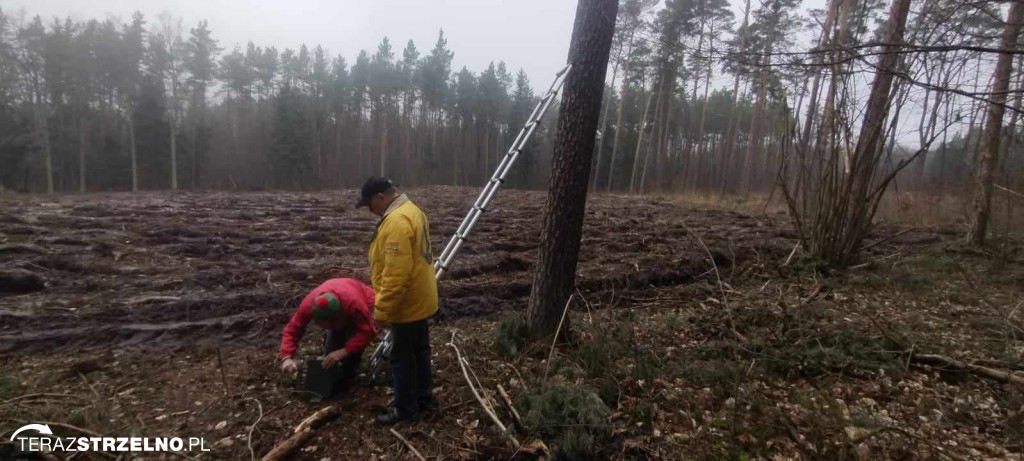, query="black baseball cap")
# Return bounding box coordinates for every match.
[356,177,396,208]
